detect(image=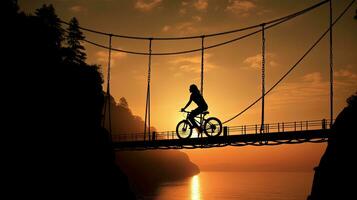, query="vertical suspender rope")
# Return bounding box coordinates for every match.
[106,34,113,136]
[260,24,266,133]
[329,0,333,127]
[148,39,152,139]
[200,36,205,129]
[201,36,205,96]
[144,38,153,141]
